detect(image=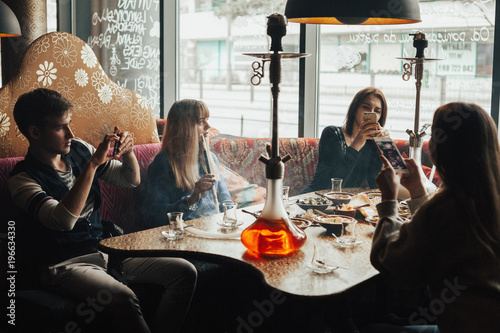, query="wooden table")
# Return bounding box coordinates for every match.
[99,188,379,298]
